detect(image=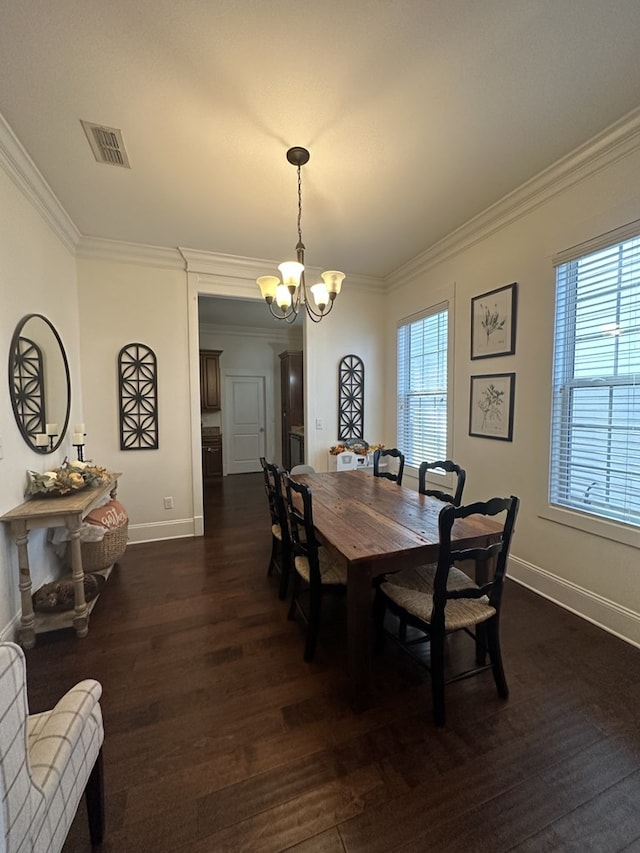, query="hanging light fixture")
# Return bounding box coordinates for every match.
[256,146,345,323]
